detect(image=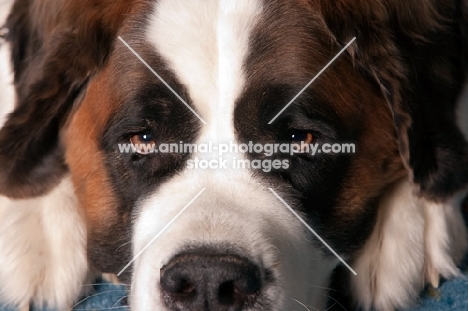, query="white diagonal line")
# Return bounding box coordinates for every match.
[118,36,207,125]
[268,188,357,275]
[268,37,356,124]
[117,188,207,276]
